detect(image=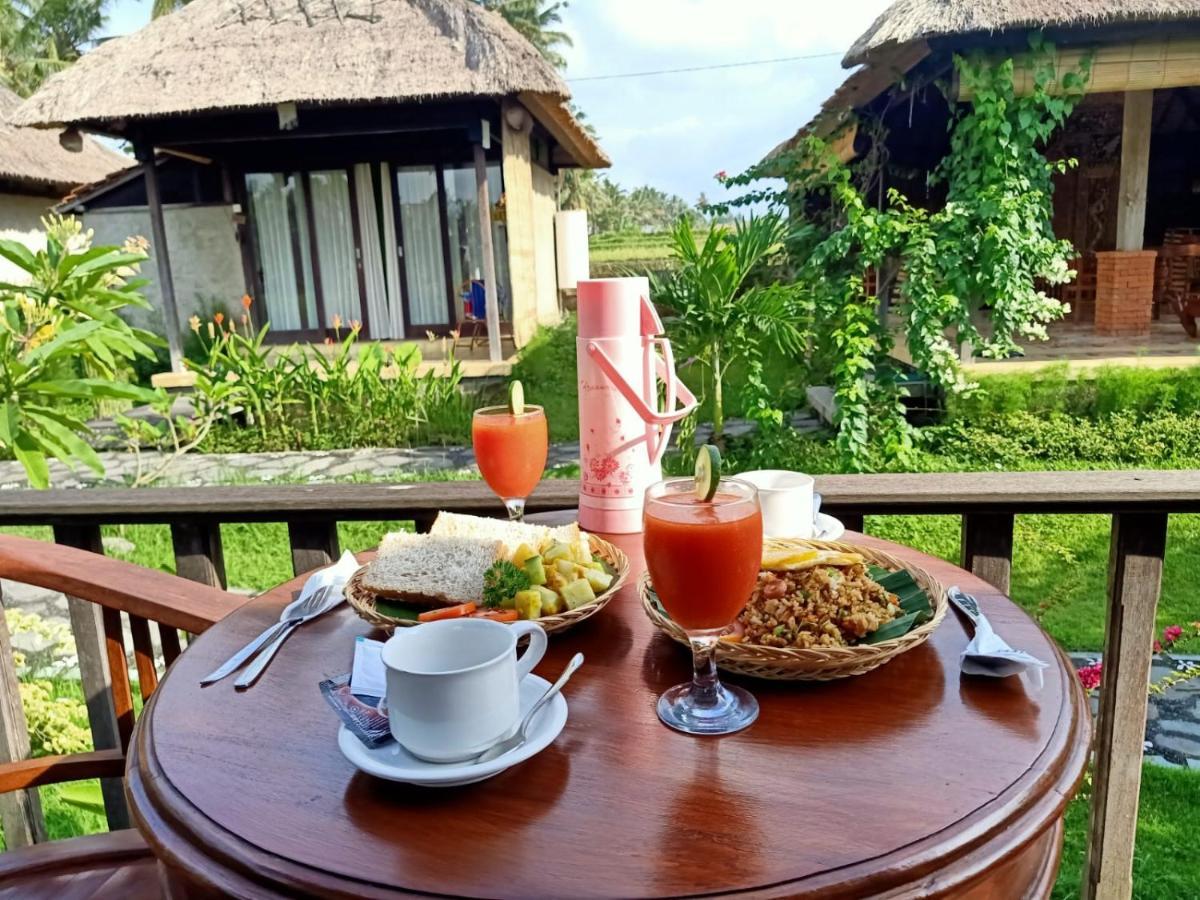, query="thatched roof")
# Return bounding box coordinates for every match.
[12,0,608,167]
[847,0,1200,65]
[0,87,129,194]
